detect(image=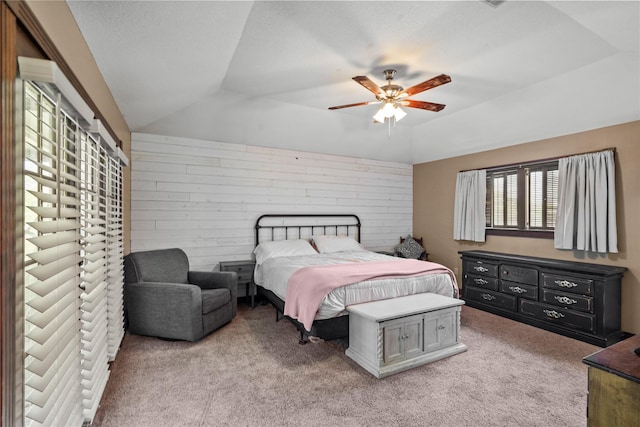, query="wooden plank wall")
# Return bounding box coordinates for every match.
[130,133,413,270]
